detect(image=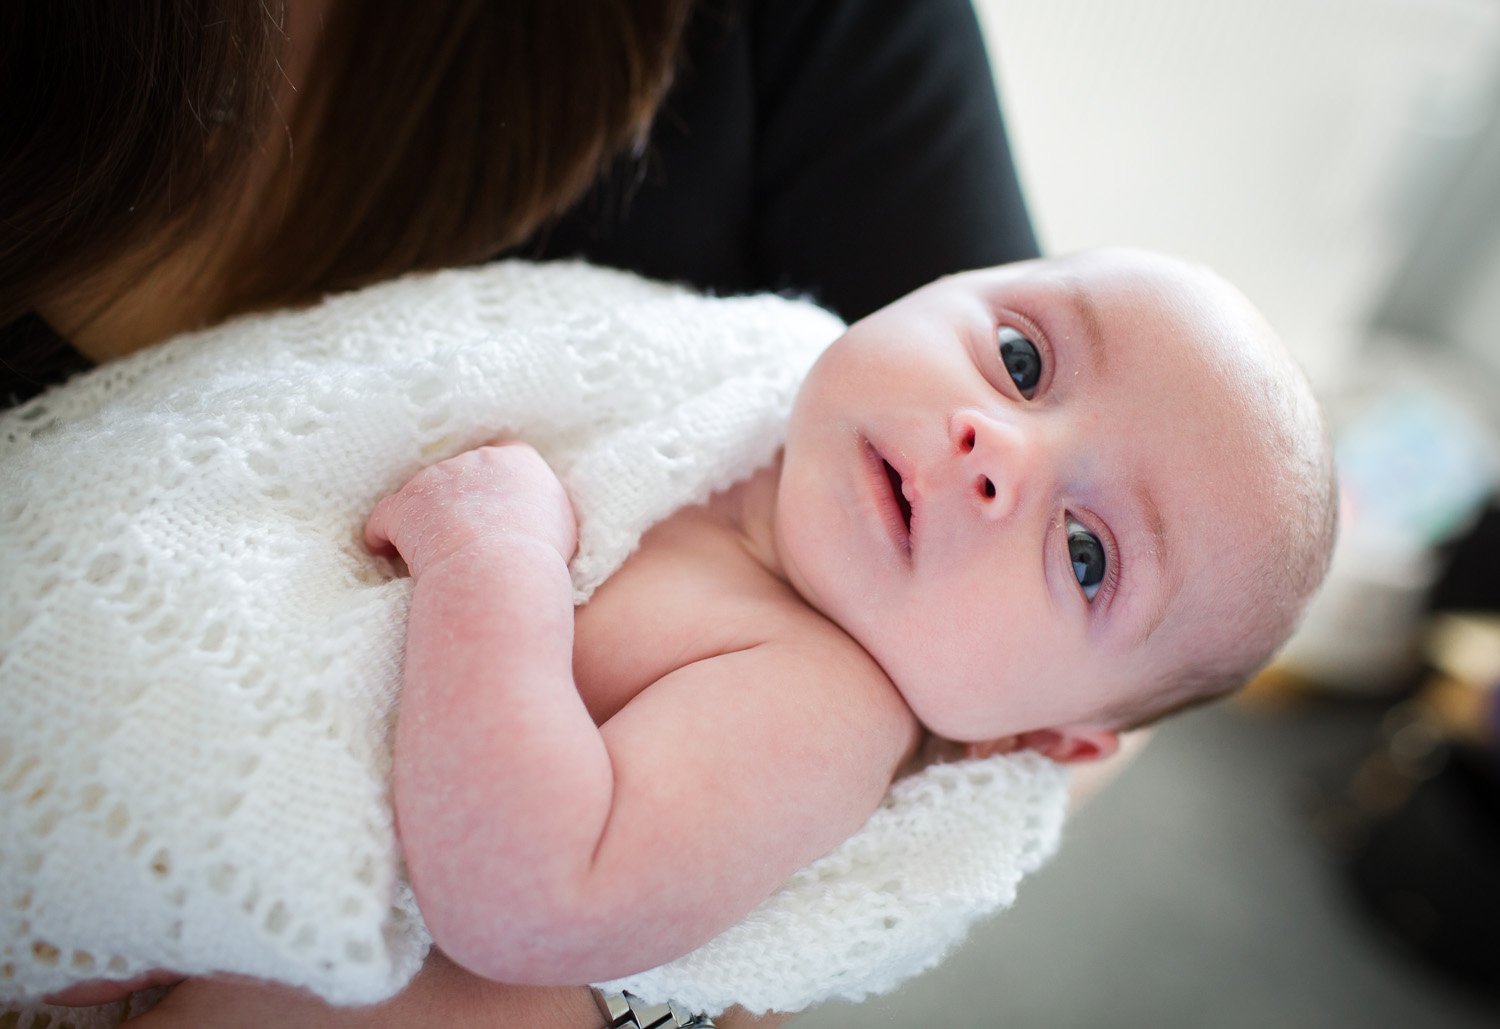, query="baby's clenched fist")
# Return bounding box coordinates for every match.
[364,443,578,578]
